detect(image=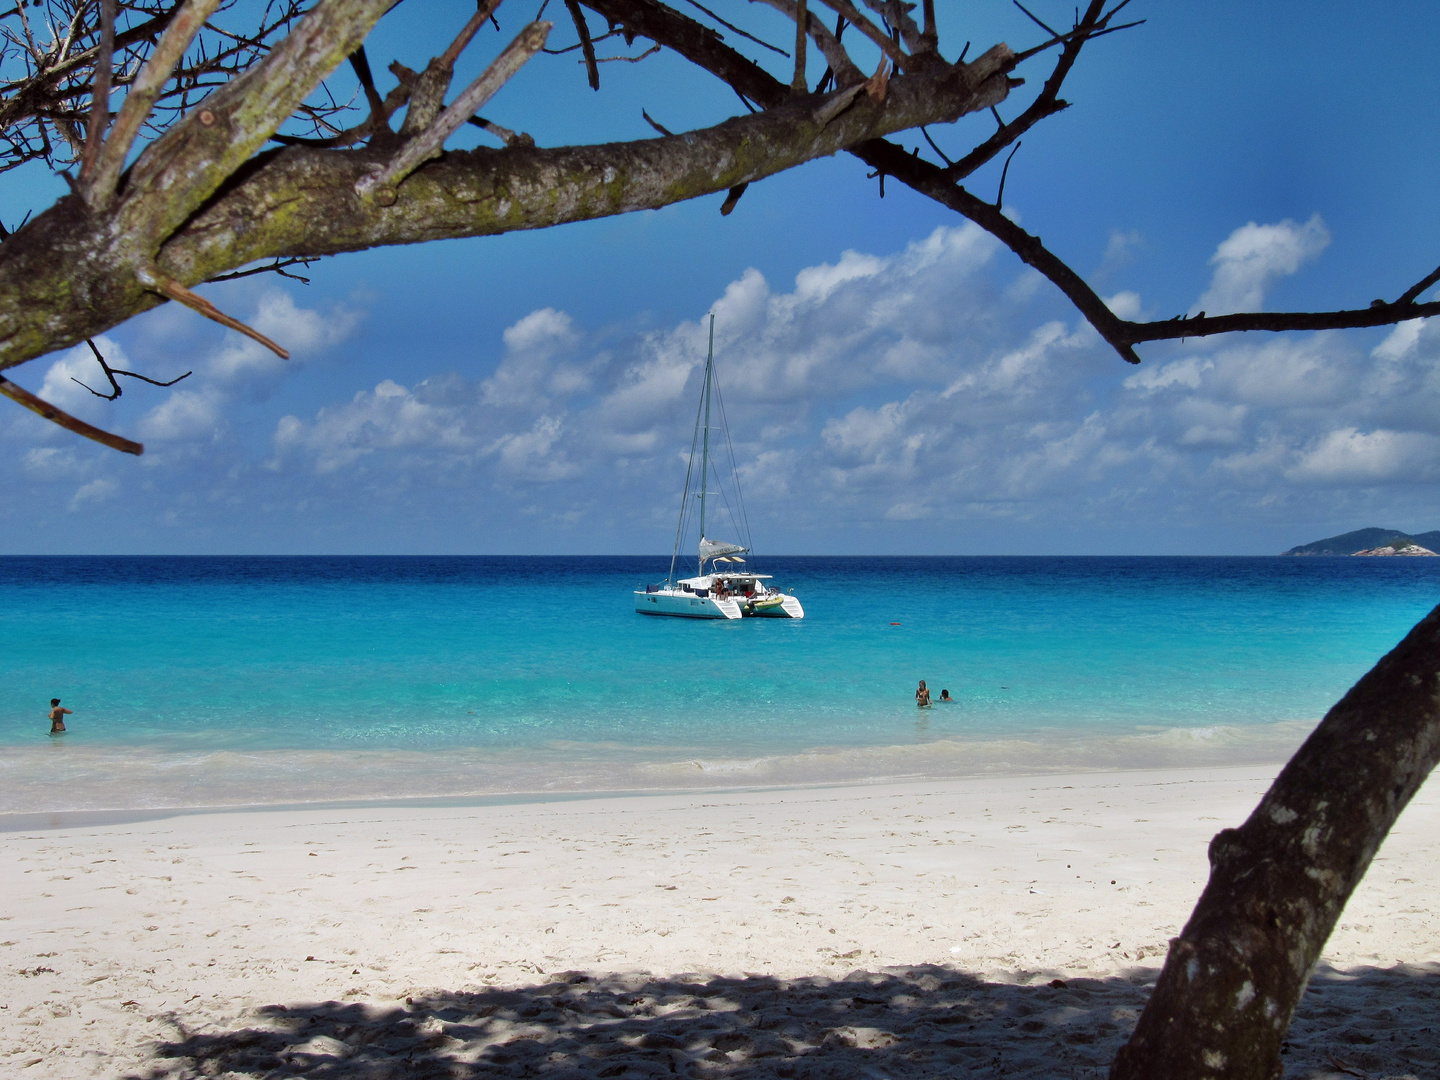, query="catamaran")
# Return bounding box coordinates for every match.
[634,315,804,620]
